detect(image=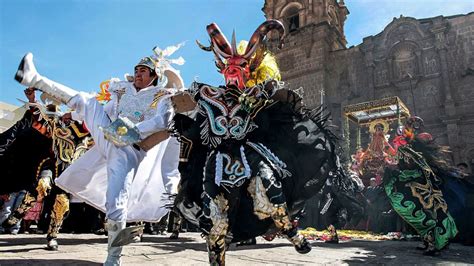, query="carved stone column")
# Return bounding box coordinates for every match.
[438,48,453,102]
[432,21,459,163]
[432,25,453,104]
[415,50,423,76]
[367,64,375,99]
[362,39,375,99]
[387,58,394,82]
[443,118,461,164]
